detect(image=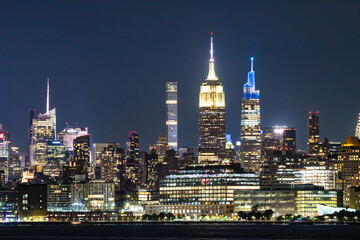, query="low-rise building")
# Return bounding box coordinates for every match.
[18,184,47,221]
[157,164,260,217]
[234,185,338,217]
